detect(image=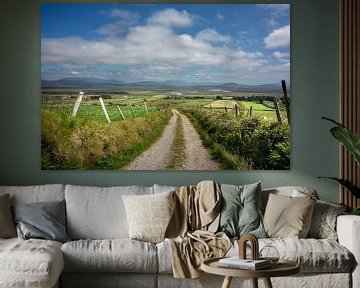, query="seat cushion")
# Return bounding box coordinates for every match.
[228,238,354,273]
[62,239,158,273]
[157,238,354,274]
[65,185,153,239]
[0,184,65,204]
[0,238,64,288]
